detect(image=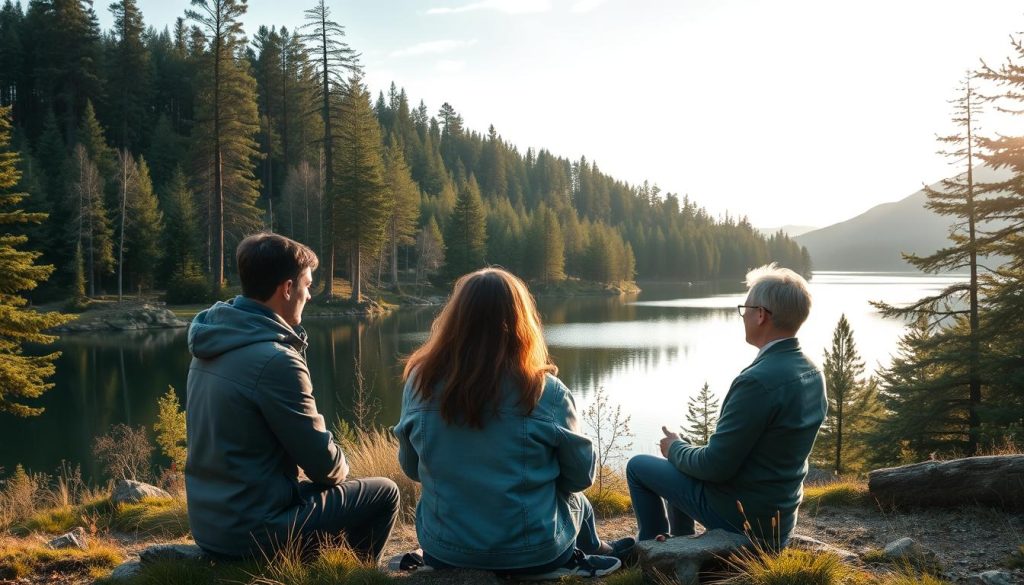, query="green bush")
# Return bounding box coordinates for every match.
[165,272,211,305]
